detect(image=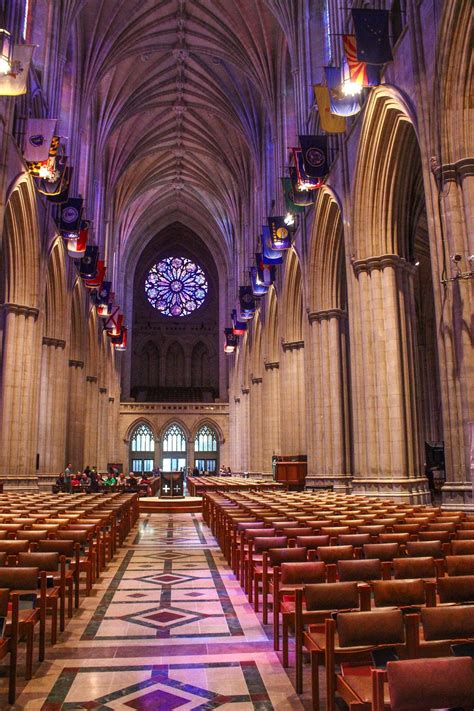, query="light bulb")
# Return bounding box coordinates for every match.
[0,56,10,75]
[341,80,362,96]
